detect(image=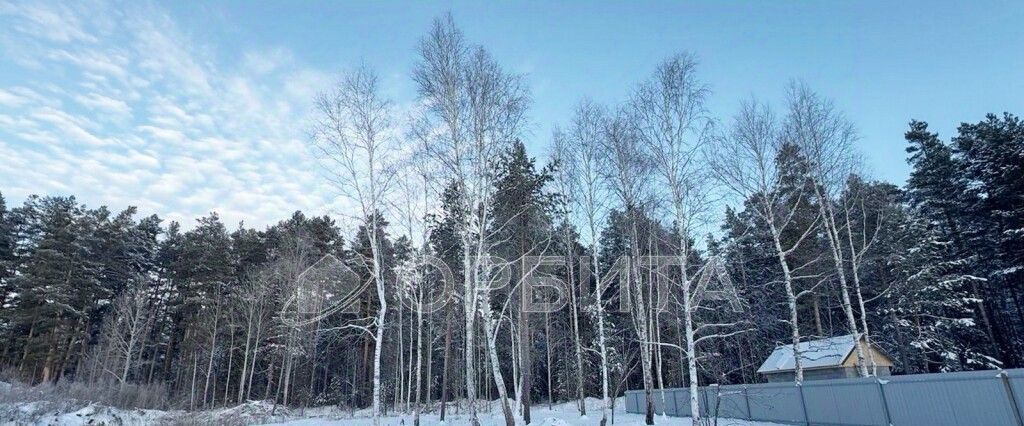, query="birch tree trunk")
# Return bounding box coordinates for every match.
[815,183,869,376]
[203,298,221,408]
[711,98,814,384]
[483,309,515,426]
[784,81,868,377]
[310,65,397,425]
[768,216,806,383]
[414,291,424,426]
